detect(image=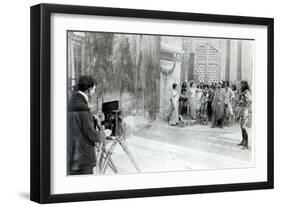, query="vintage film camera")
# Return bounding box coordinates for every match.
[101,100,123,137]
[93,100,140,173]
